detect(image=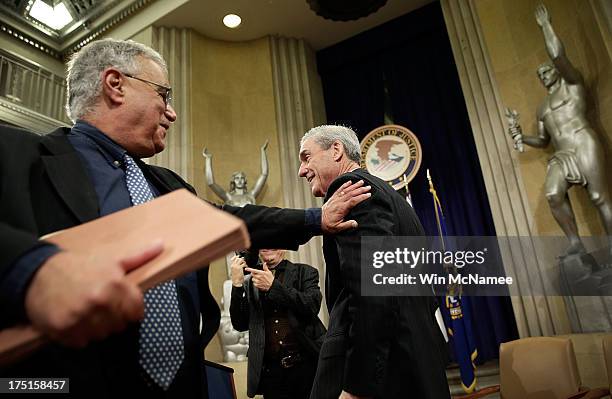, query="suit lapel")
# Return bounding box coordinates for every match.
[141,163,176,195]
[279,260,297,288]
[245,276,263,315]
[40,128,99,223]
